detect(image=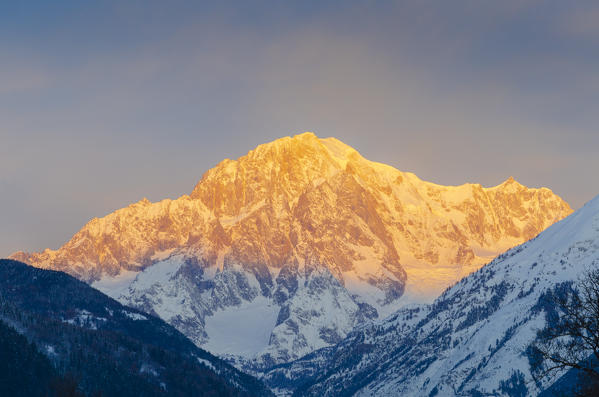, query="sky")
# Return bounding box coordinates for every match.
[1,1,598,257]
